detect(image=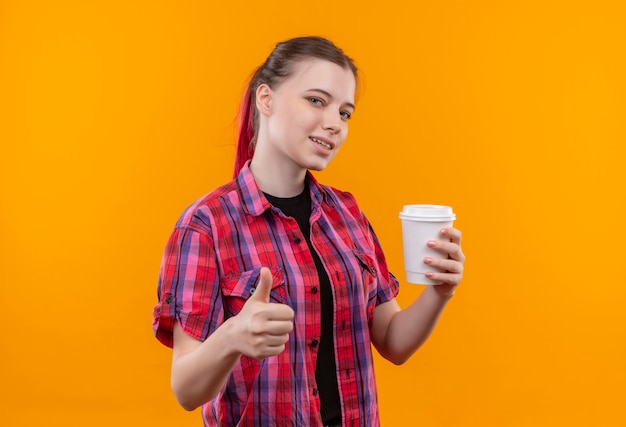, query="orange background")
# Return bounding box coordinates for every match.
[1,1,625,426]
